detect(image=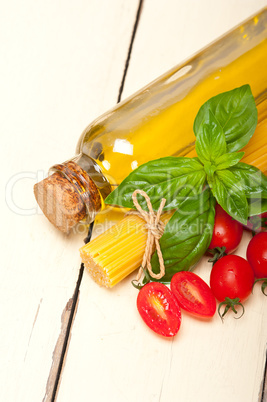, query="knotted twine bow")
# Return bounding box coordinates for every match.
[131,189,166,282]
